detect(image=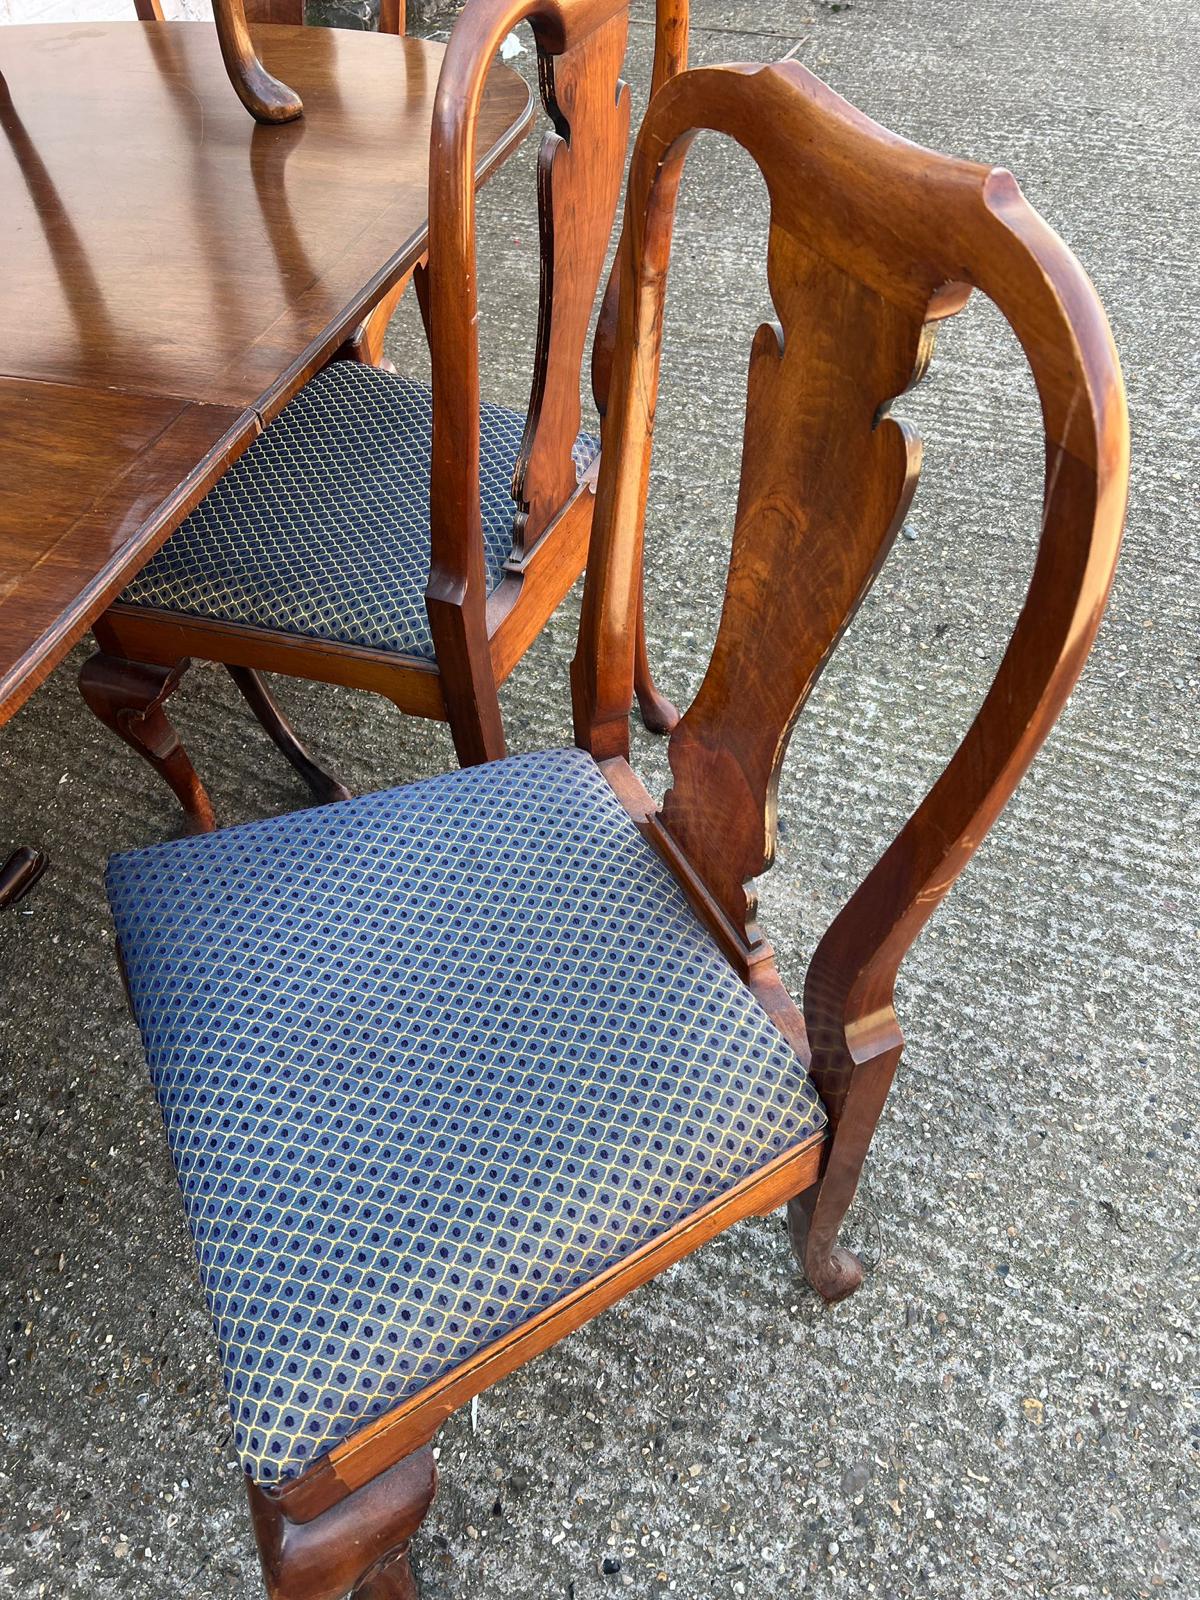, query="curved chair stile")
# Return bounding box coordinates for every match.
[102,58,1127,1600]
[423,0,631,758]
[588,0,691,736]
